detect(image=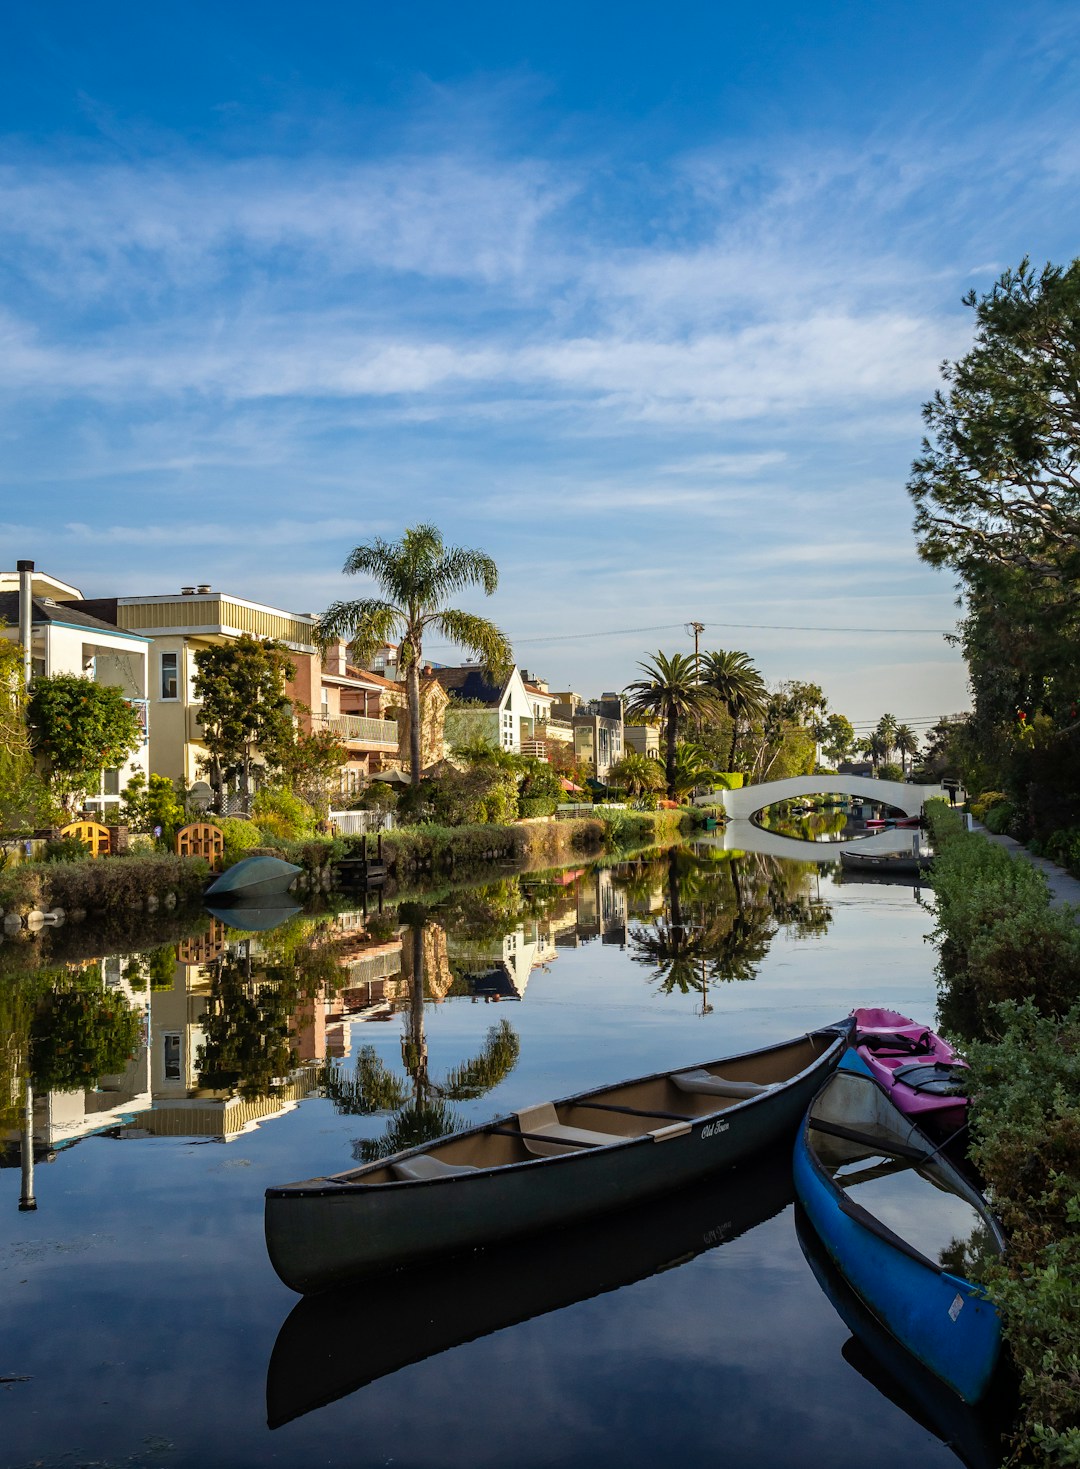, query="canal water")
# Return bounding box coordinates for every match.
[0,843,1005,1468]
